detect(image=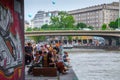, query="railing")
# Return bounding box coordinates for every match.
[25,30,120,37]
[26,27,118,32]
[73,46,120,50]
